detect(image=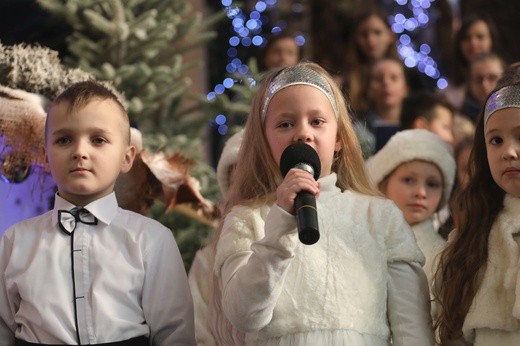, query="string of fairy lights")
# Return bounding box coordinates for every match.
[211,0,447,136]
[390,0,448,89]
[207,0,280,100]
